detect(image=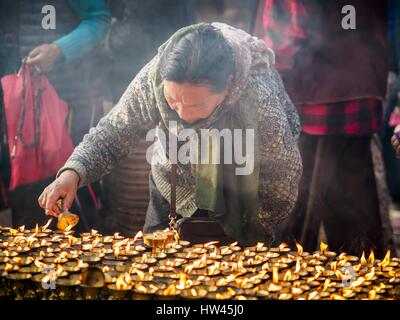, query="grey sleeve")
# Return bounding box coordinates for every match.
[57,58,160,187]
[272,67,301,140]
[257,71,303,240]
